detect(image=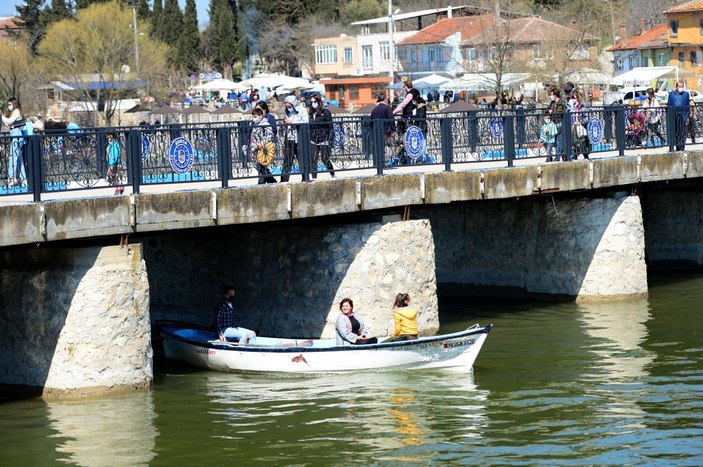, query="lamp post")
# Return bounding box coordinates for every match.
[129,0,140,75]
[388,0,394,80]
